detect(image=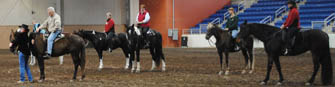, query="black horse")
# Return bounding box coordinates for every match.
[237,21,333,85]
[26,31,86,82]
[74,30,131,71]
[125,25,166,73]
[205,23,254,75]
